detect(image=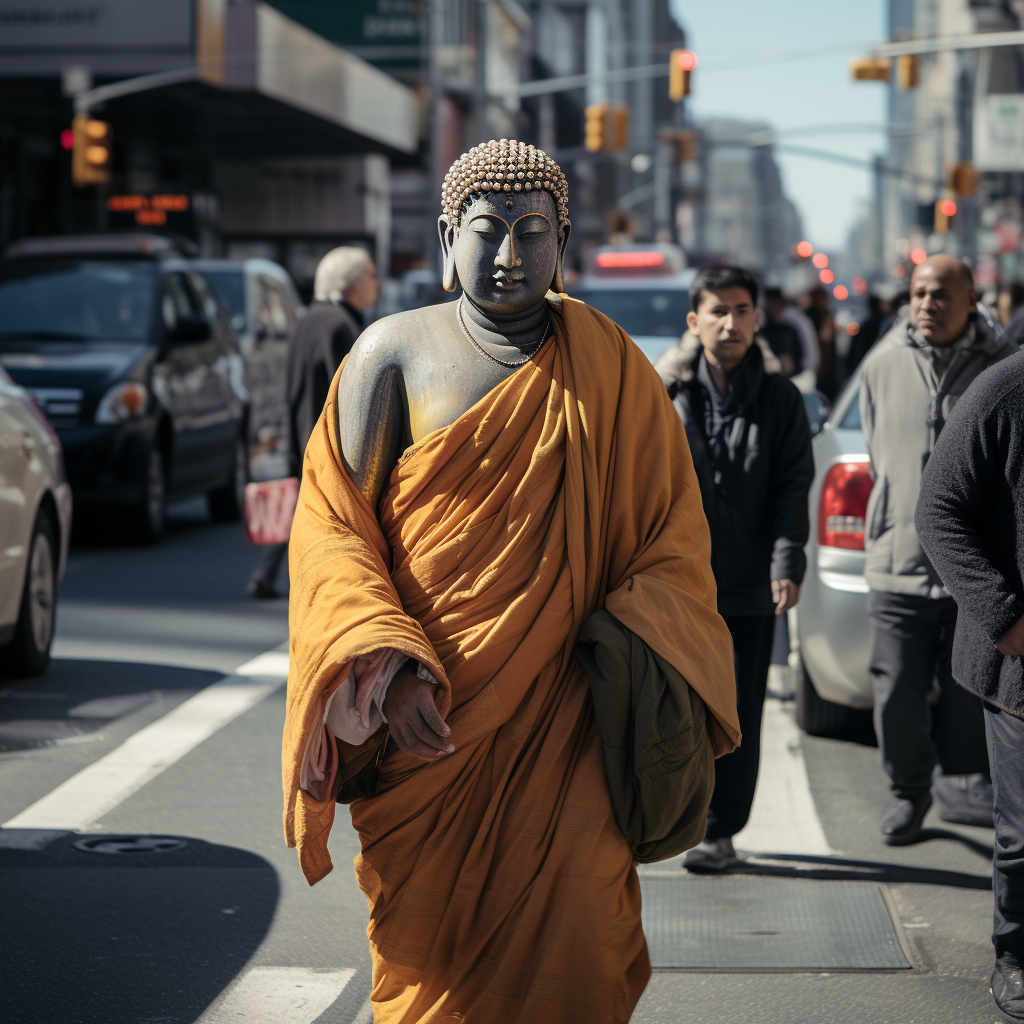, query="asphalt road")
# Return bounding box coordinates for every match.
[0,499,1006,1023]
